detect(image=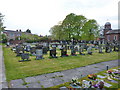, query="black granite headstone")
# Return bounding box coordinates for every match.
[50,47,57,58]
[60,46,68,57]
[30,47,36,55]
[19,53,31,62]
